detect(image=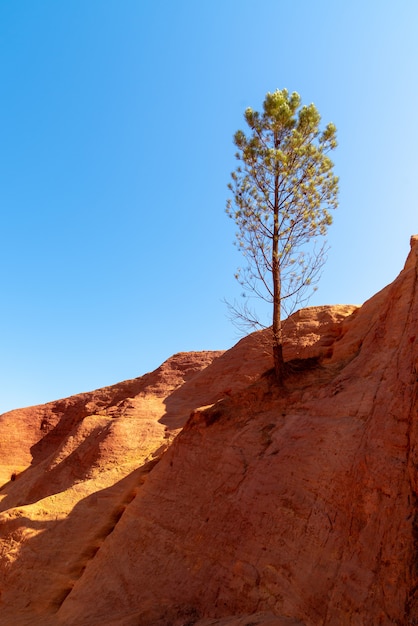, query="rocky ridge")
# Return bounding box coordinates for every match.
[0,236,417,625]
